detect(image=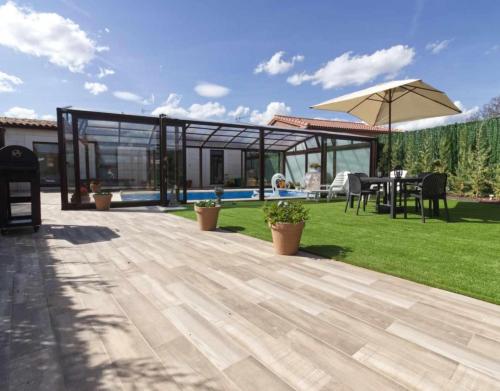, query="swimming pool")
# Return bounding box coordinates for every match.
[120,189,307,202]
